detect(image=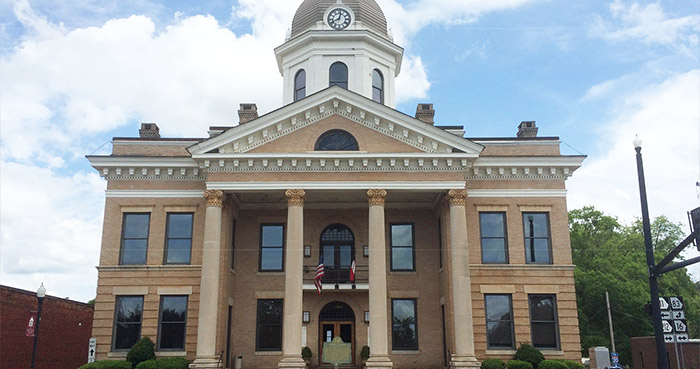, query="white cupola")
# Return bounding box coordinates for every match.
[274,0,404,108]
